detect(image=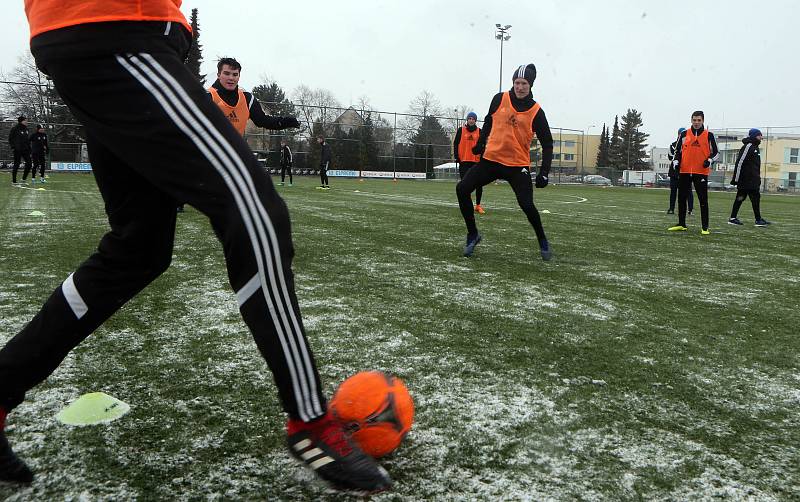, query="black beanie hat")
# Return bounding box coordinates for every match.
[17,115,26,123]
[512,64,536,86]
